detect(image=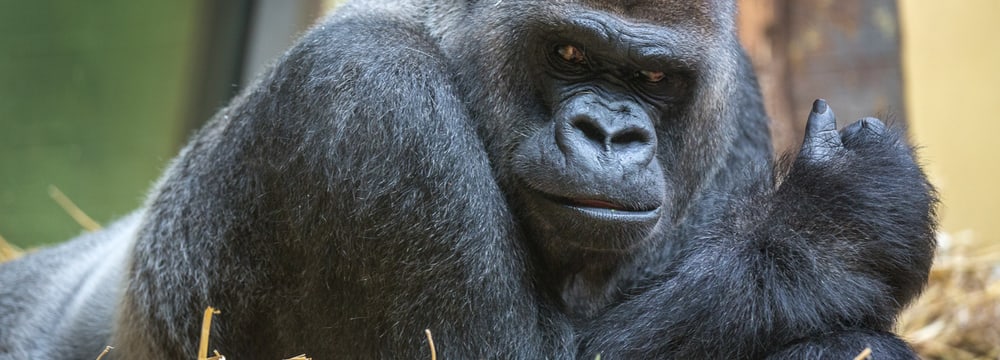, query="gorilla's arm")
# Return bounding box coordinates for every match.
[580,100,935,359]
[112,13,572,358]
